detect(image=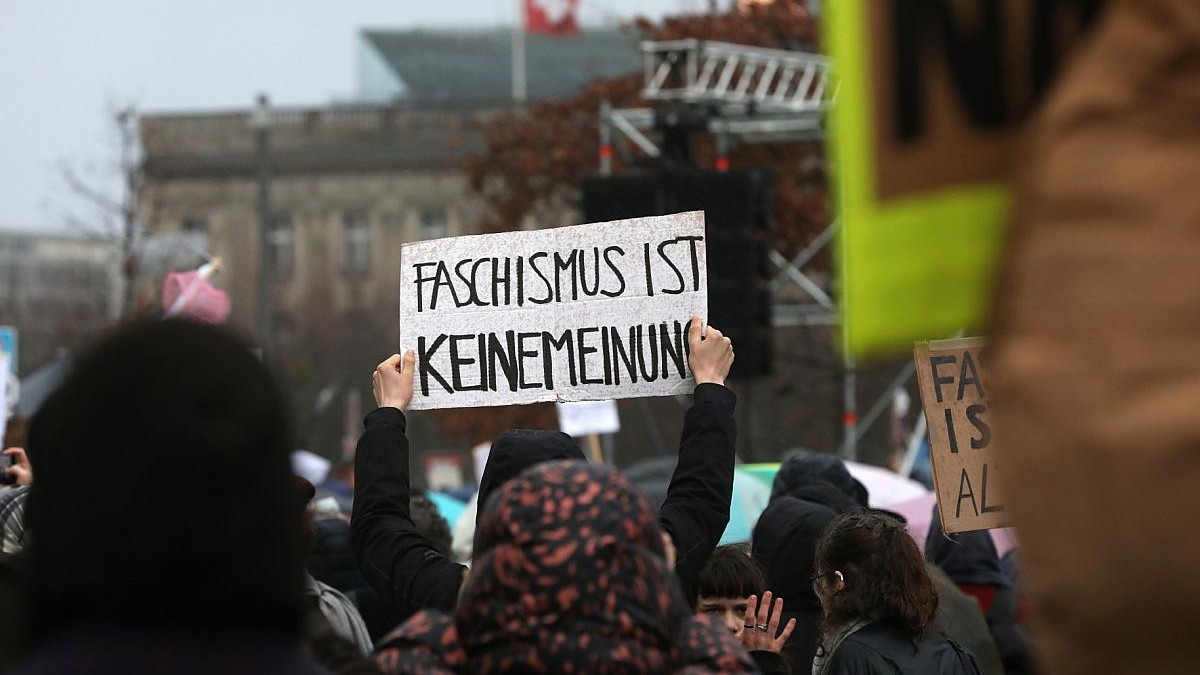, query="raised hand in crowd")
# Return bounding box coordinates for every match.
[688,316,734,386]
[2,448,32,486]
[372,350,416,411]
[740,591,796,655]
